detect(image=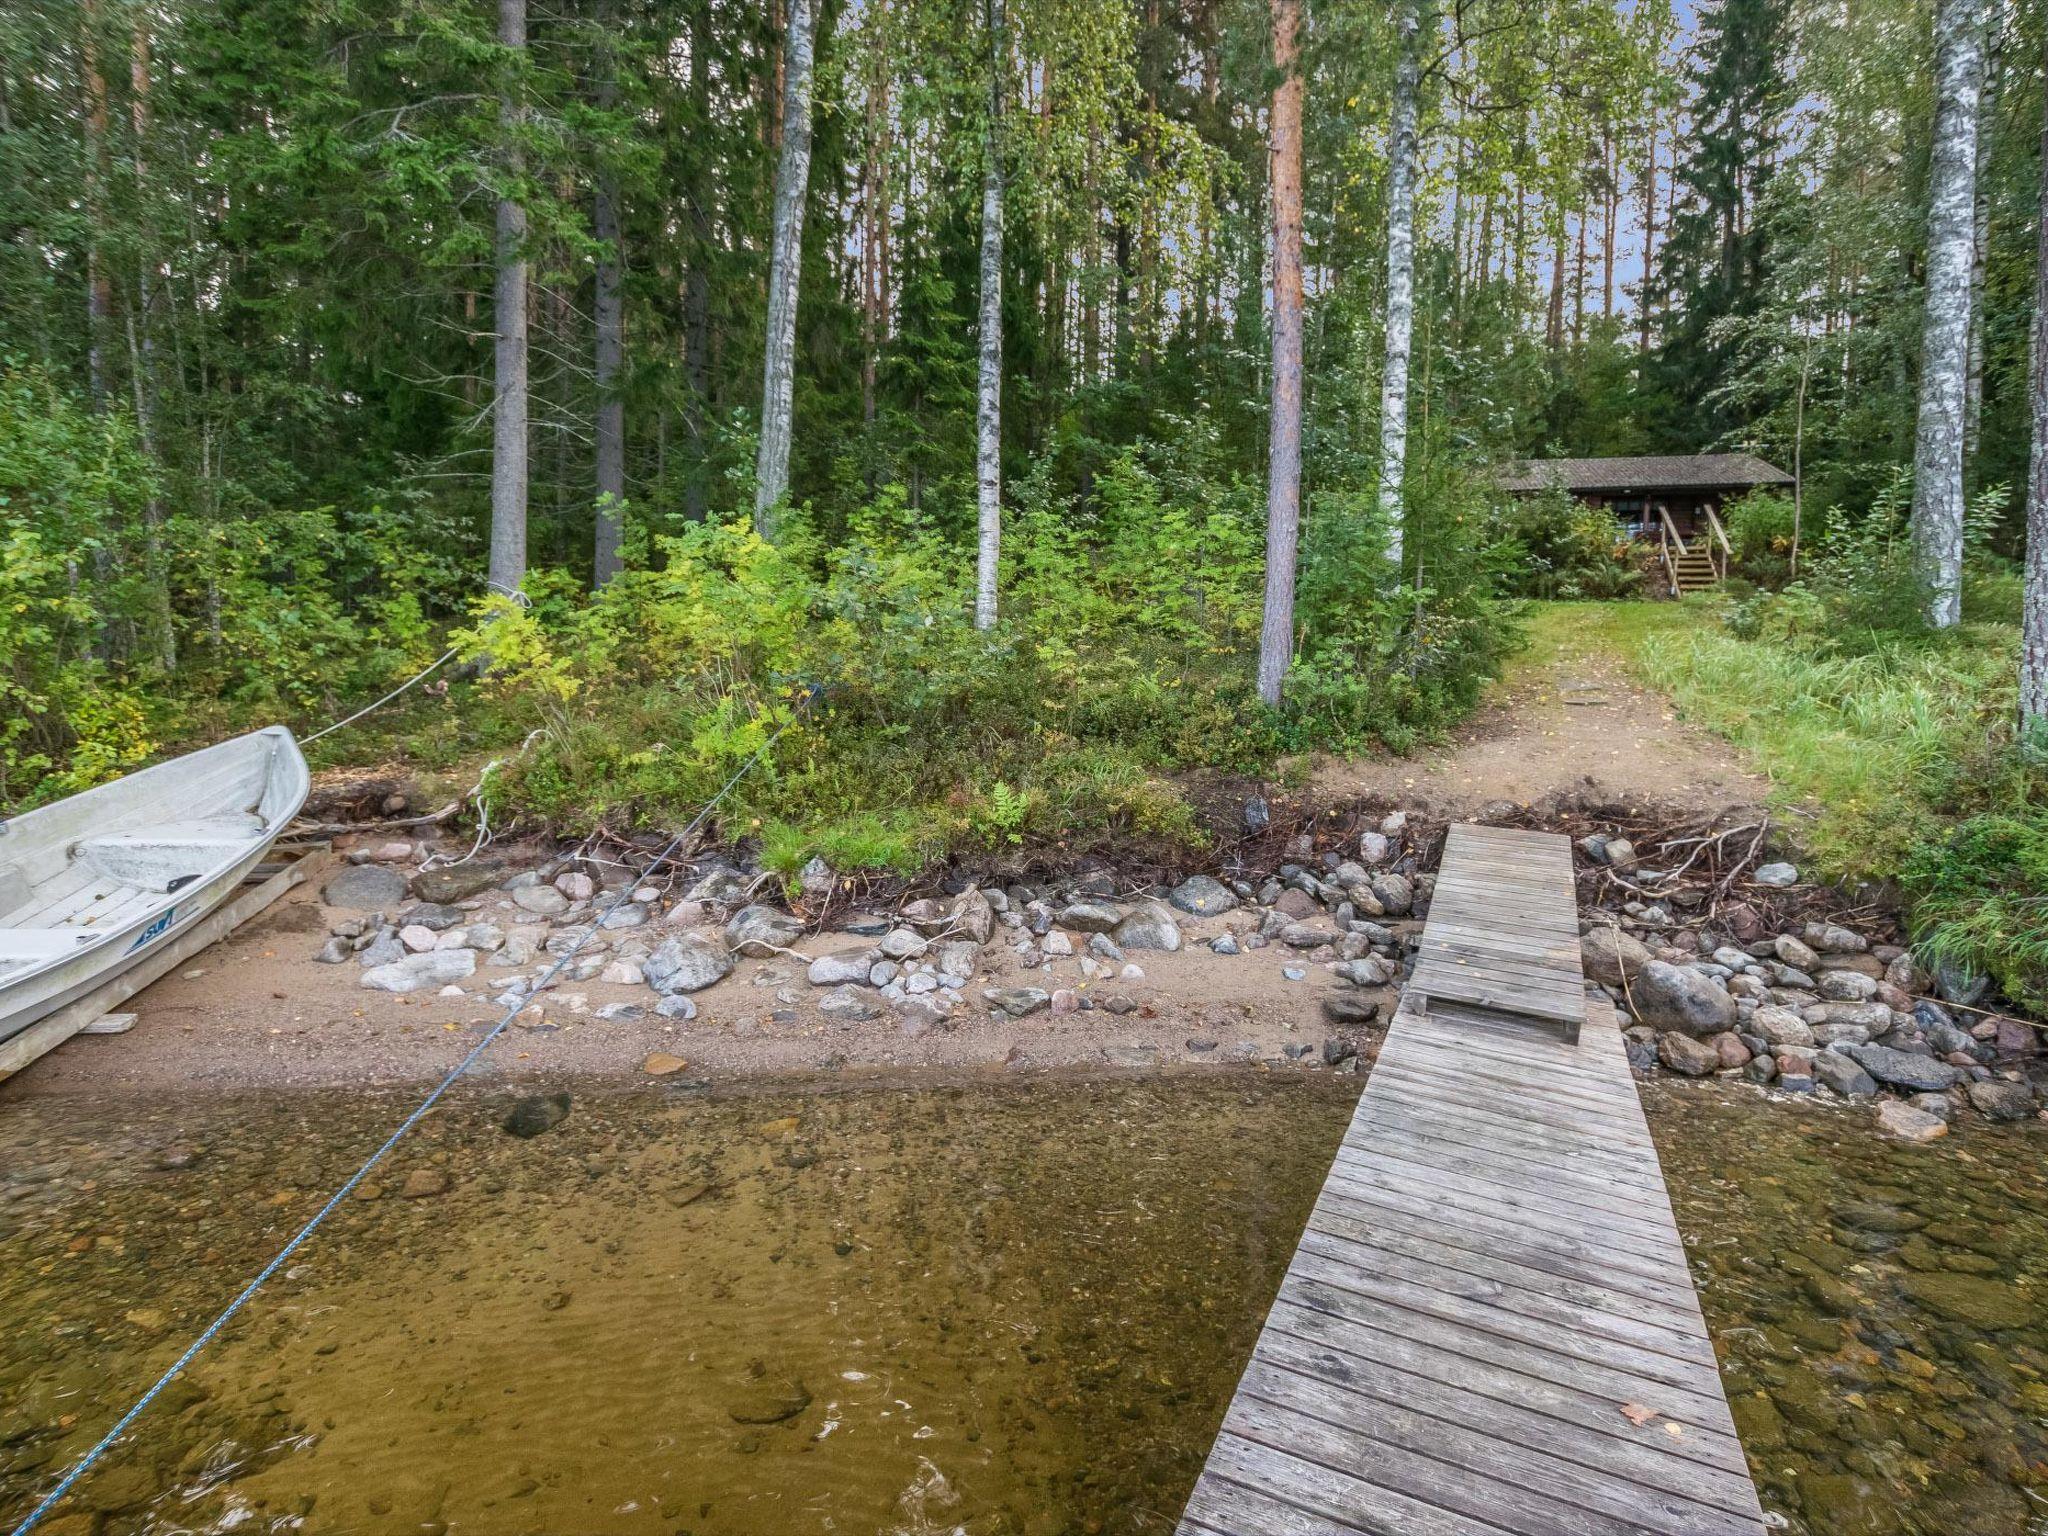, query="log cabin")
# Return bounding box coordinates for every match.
[1499,452,1794,593]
